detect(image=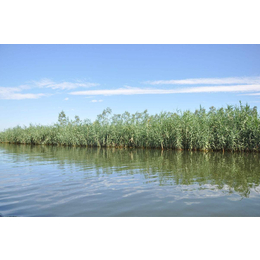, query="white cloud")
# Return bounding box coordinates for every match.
[70,84,260,96]
[0,78,99,100]
[240,93,260,96]
[34,78,99,90]
[0,87,46,100]
[145,77,260,85]
[64,97,69,101]
[91,99,103,102]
